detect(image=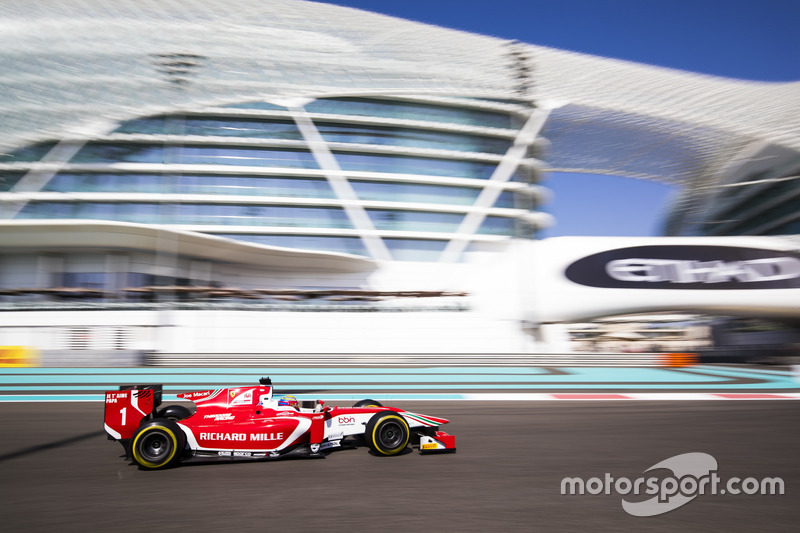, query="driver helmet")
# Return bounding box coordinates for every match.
[277,395,299,408]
